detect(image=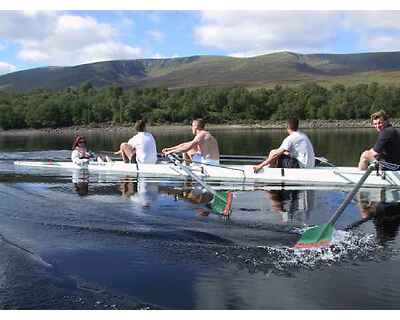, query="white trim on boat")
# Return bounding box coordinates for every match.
[13,160,400,189]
